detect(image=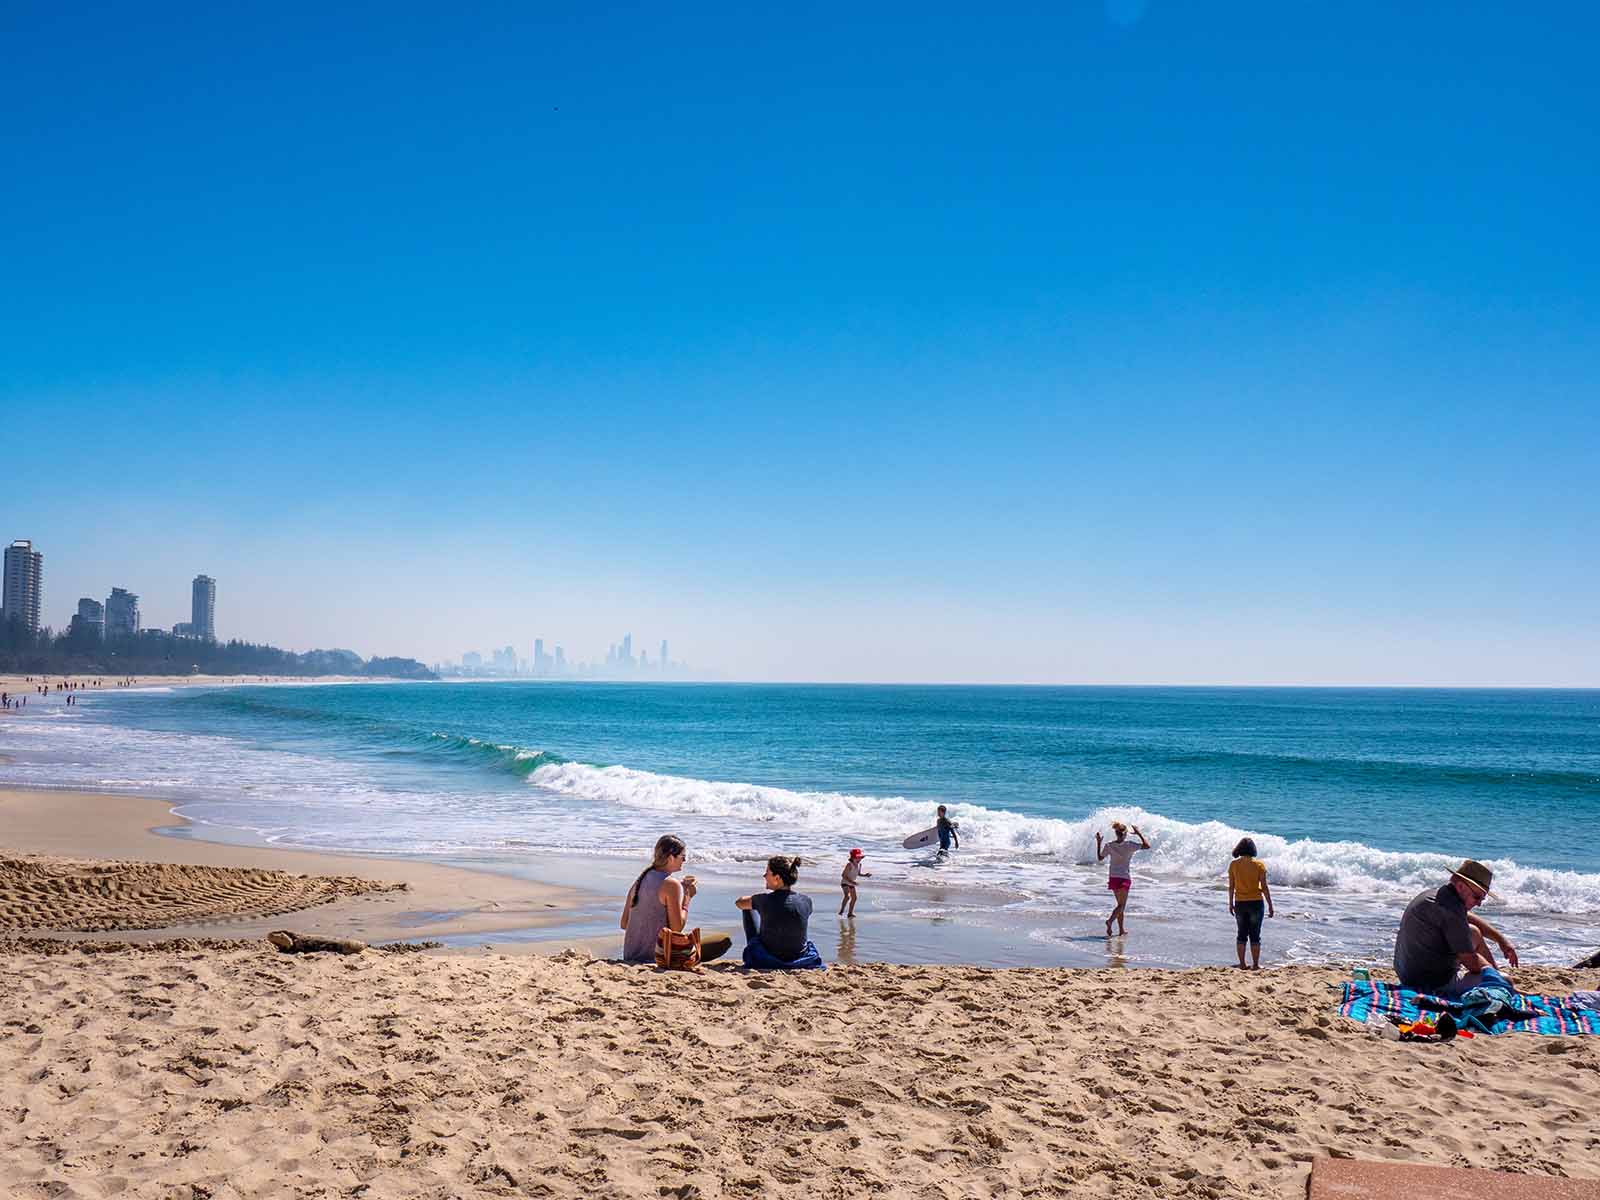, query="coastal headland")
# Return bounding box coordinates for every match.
[1,787,1596,1198]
